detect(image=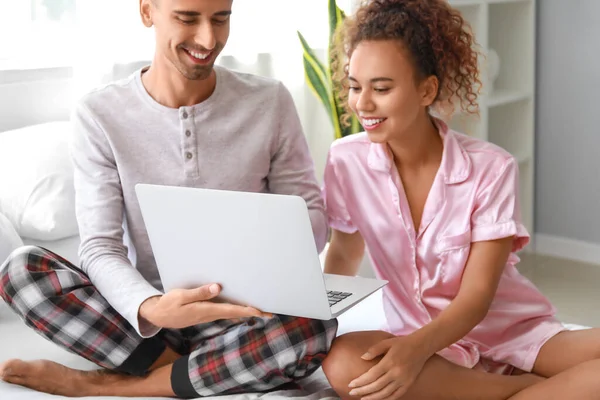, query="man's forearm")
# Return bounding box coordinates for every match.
[83,253,163,337]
